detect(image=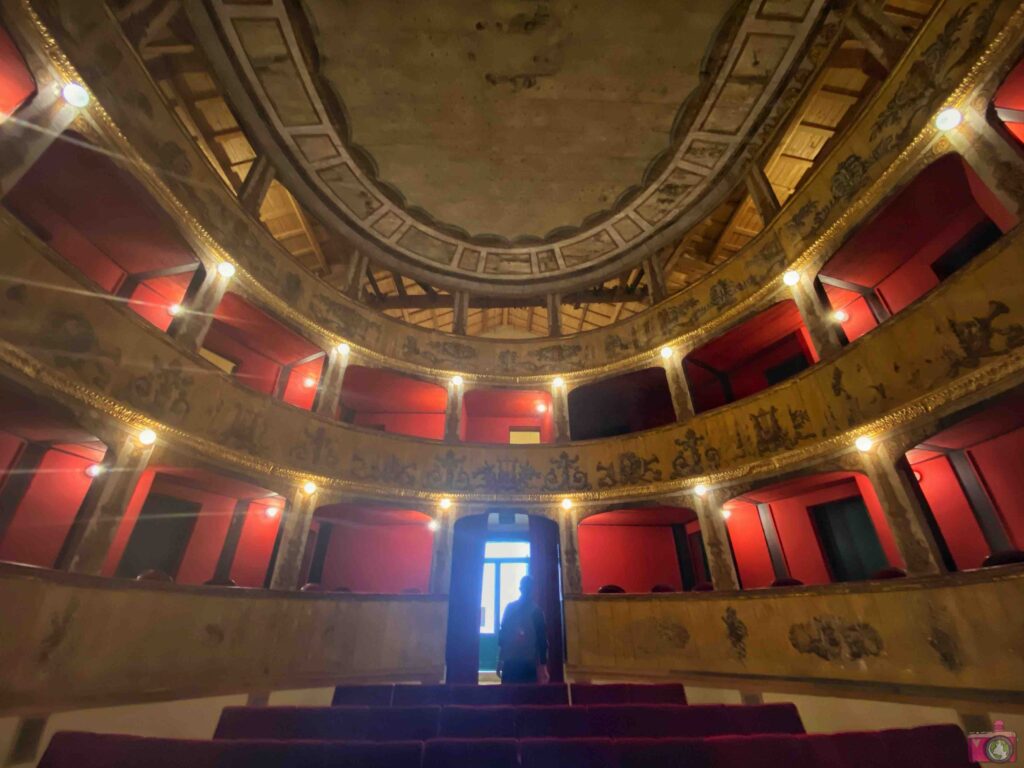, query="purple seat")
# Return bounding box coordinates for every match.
[571,683,687,705]
[588,705,721,738]
[422,738,519,768]
[392,684,451,706]
[449,683,569,706]
[331,684,394,706]
[521,738,617,768]
[438,705,517,738]
[615,737,712,768]
[214,706,439,742]
[516,705,592,738]
[723,703,804,735]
